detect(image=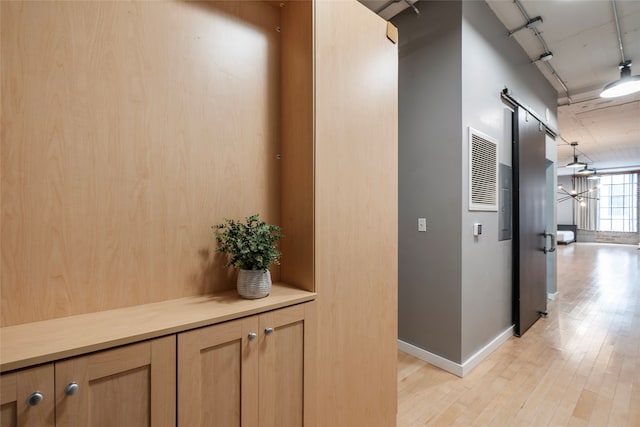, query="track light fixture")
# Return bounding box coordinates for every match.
[508,16,543,36]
